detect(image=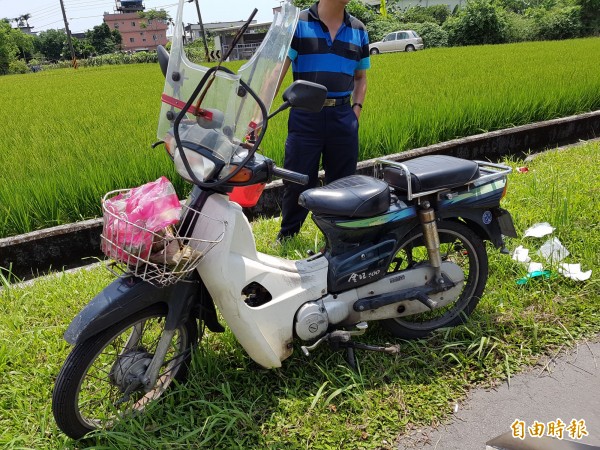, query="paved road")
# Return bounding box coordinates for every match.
[398,339,600,449]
